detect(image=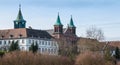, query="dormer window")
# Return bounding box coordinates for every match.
[1,36,4,39]
[10,35,13,38]
[19,34,22,38]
